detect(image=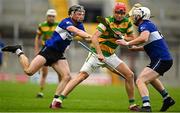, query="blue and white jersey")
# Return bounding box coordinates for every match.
[138,20,172,61]
[45,17,85,53]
